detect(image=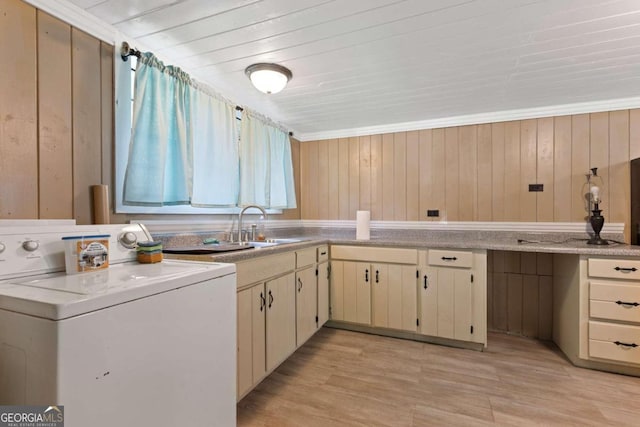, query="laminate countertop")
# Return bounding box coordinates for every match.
[159,228,640,264]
